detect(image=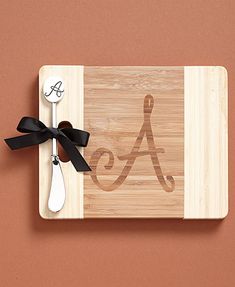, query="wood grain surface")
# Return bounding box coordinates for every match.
[84,66,184,218]
[184,66,228,218]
